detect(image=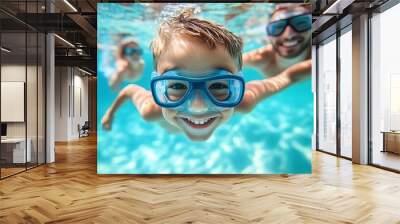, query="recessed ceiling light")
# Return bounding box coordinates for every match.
[1,47,11,53]
[322,0,355,15]
[54,34,75,48]
[78,67,93,76]
[63,0,78,12]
